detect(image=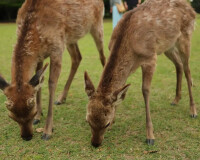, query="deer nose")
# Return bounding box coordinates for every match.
[91,141,101,148]
[91,135,104,147]
[22,135,33,141]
